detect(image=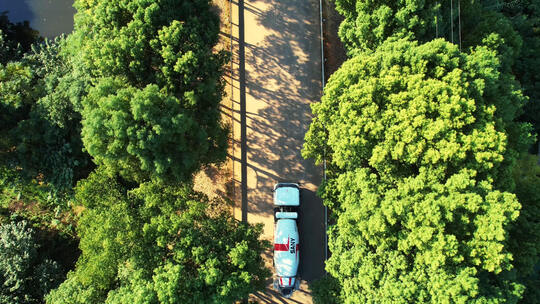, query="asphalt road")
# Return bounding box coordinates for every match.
[230,0,325,303]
